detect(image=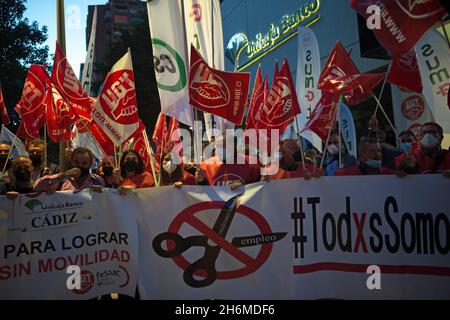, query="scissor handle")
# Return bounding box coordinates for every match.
[152,232,187,258]
[183,246,220,288]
